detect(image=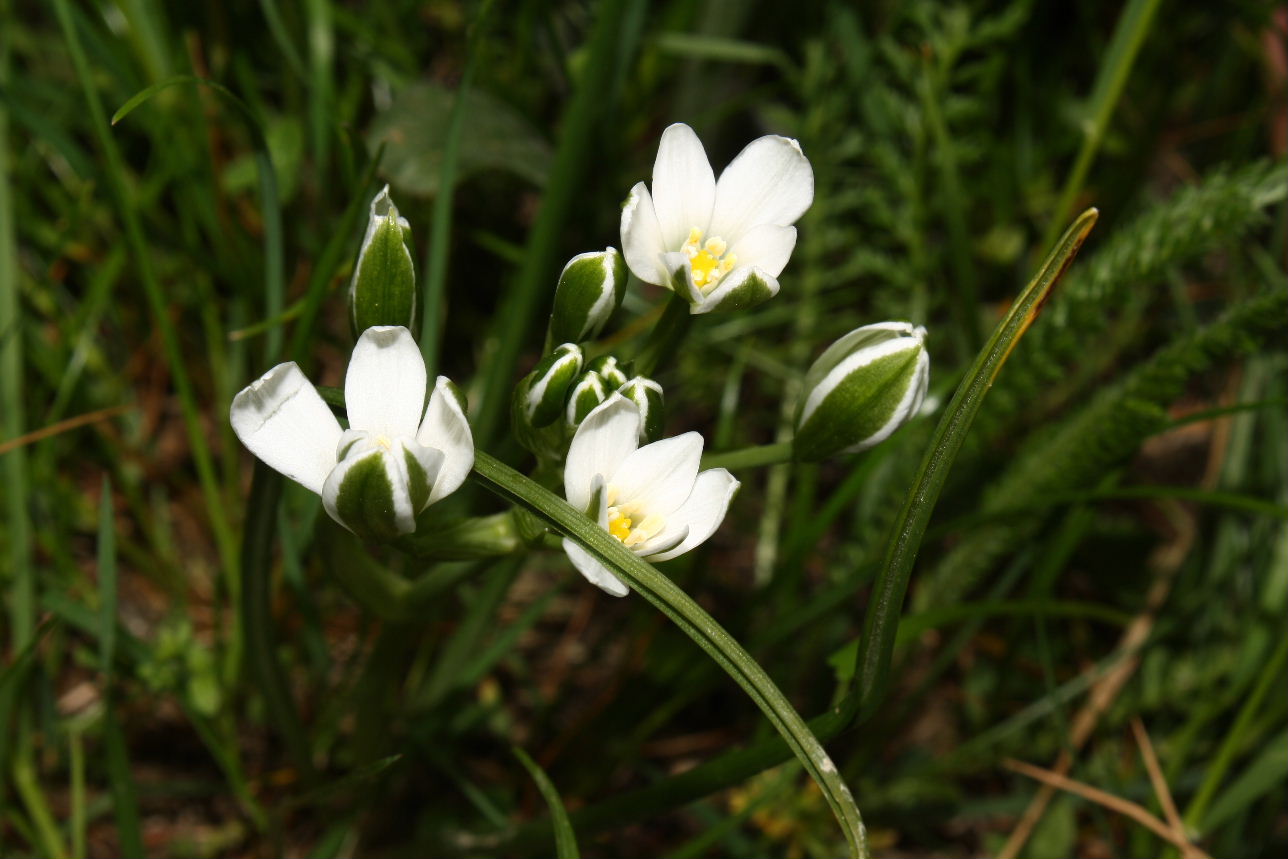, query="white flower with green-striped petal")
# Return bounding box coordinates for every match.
[230,326,473,540]
[562,395,739,597]
[620,122,813,315]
